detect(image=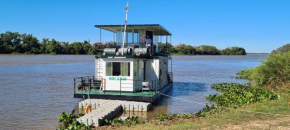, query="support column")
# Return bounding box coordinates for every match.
[100,28,102,44]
